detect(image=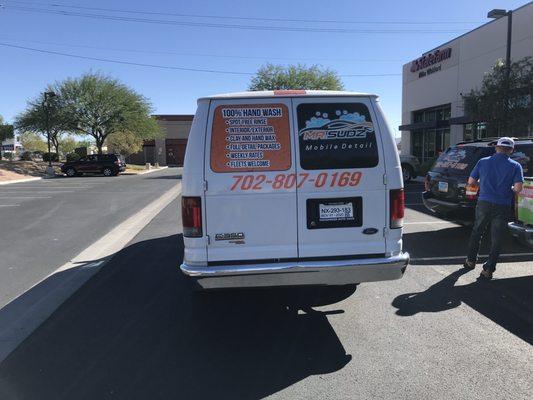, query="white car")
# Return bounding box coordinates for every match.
[180,90,409,289]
